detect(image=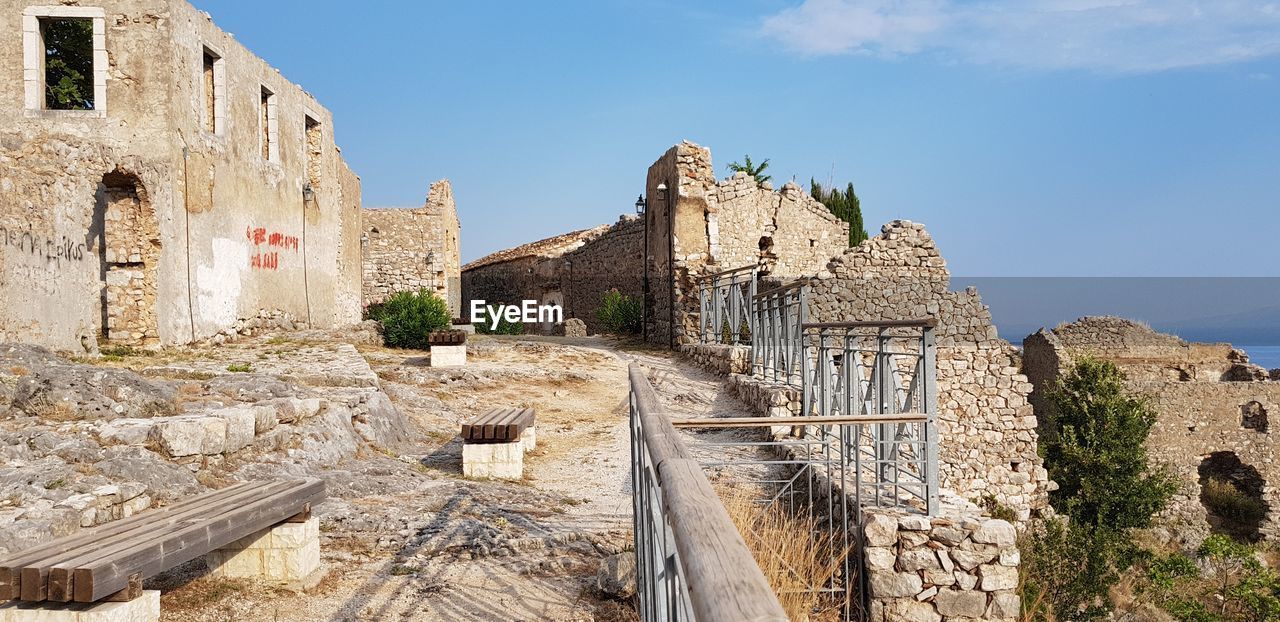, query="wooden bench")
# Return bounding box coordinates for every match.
[462,408,537,479]
[0,478,324,606]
